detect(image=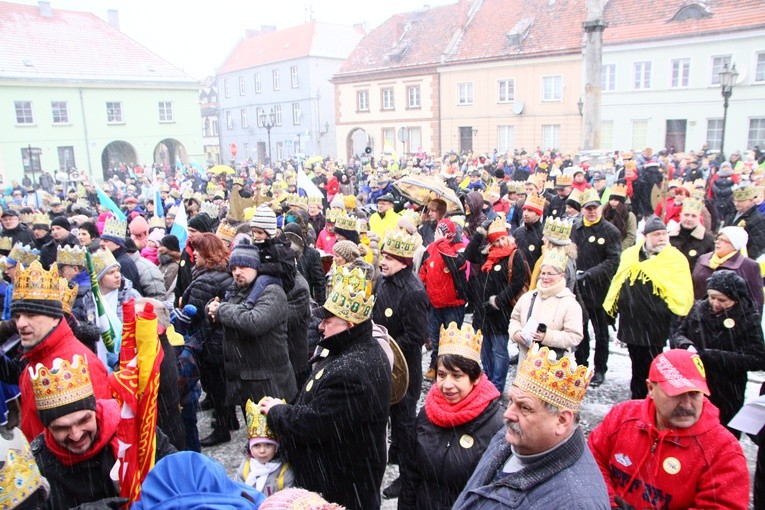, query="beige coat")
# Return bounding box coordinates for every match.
[508,279,584,365]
